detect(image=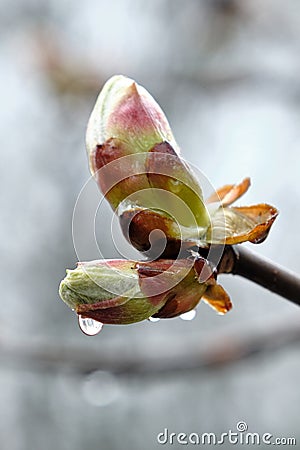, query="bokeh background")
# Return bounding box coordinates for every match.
[1,0,300,449]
